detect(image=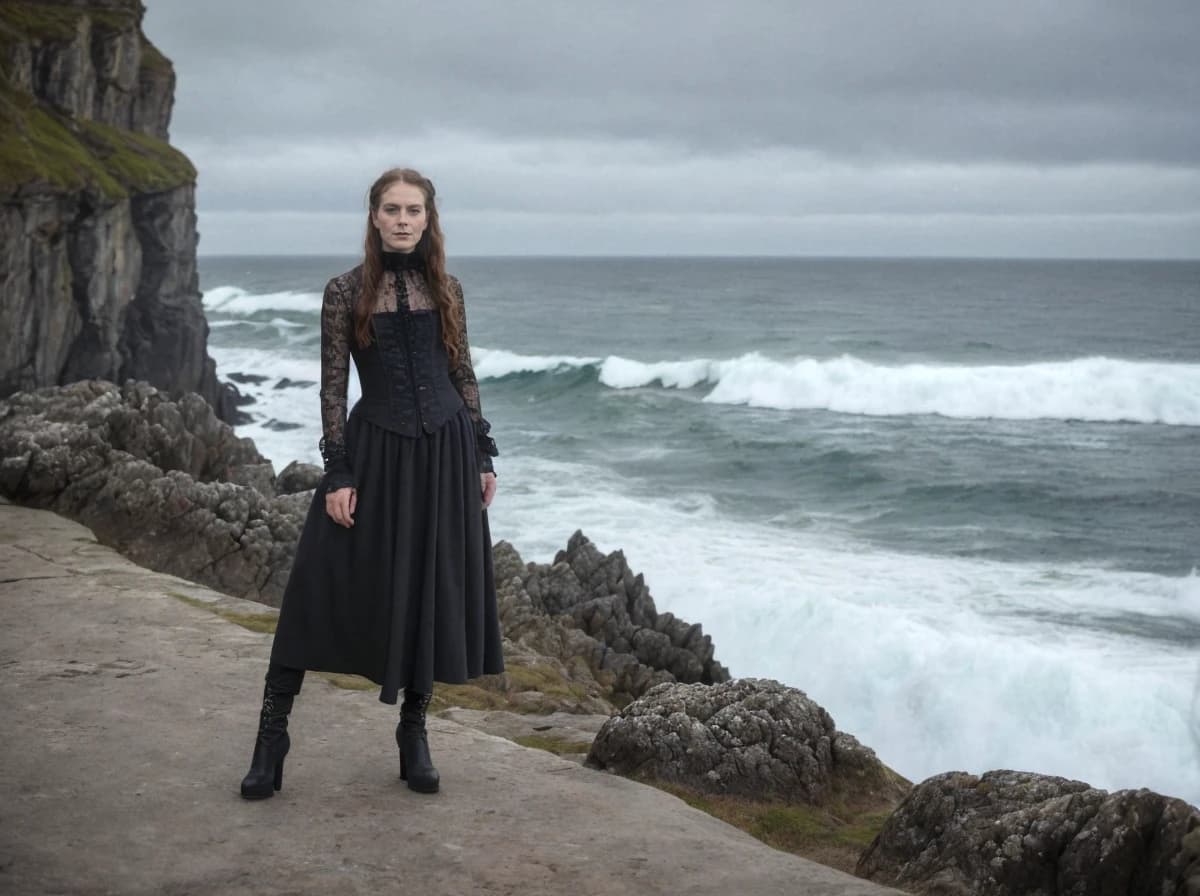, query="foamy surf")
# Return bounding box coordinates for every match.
[473,348,1200,425]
